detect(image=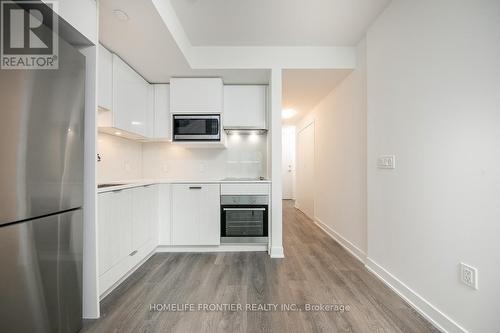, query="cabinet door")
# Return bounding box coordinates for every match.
[153,84,171,140]
[171,184,200,245]
[98,189,133,276]
[158,184,171,245]
[132,185,157,250]
[170,78,223,113]
[98,44,113,111]
[112,55,149,137]
[171,184,220,246]
[199,184,220,245]
[111,190,133,264]
[223,85,267,129]
[98,192,113,275]
[145,84,155,138]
